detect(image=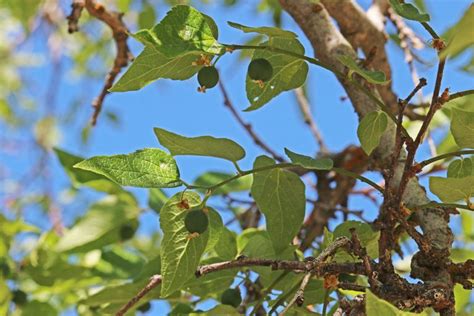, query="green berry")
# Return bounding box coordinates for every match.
[119,223,136,241]
[197,66,219,89]
[12,290,27,306]
[137,302,151,312]
[184,209,208,234]
[220,288,241,308]
[248,58,273,82]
